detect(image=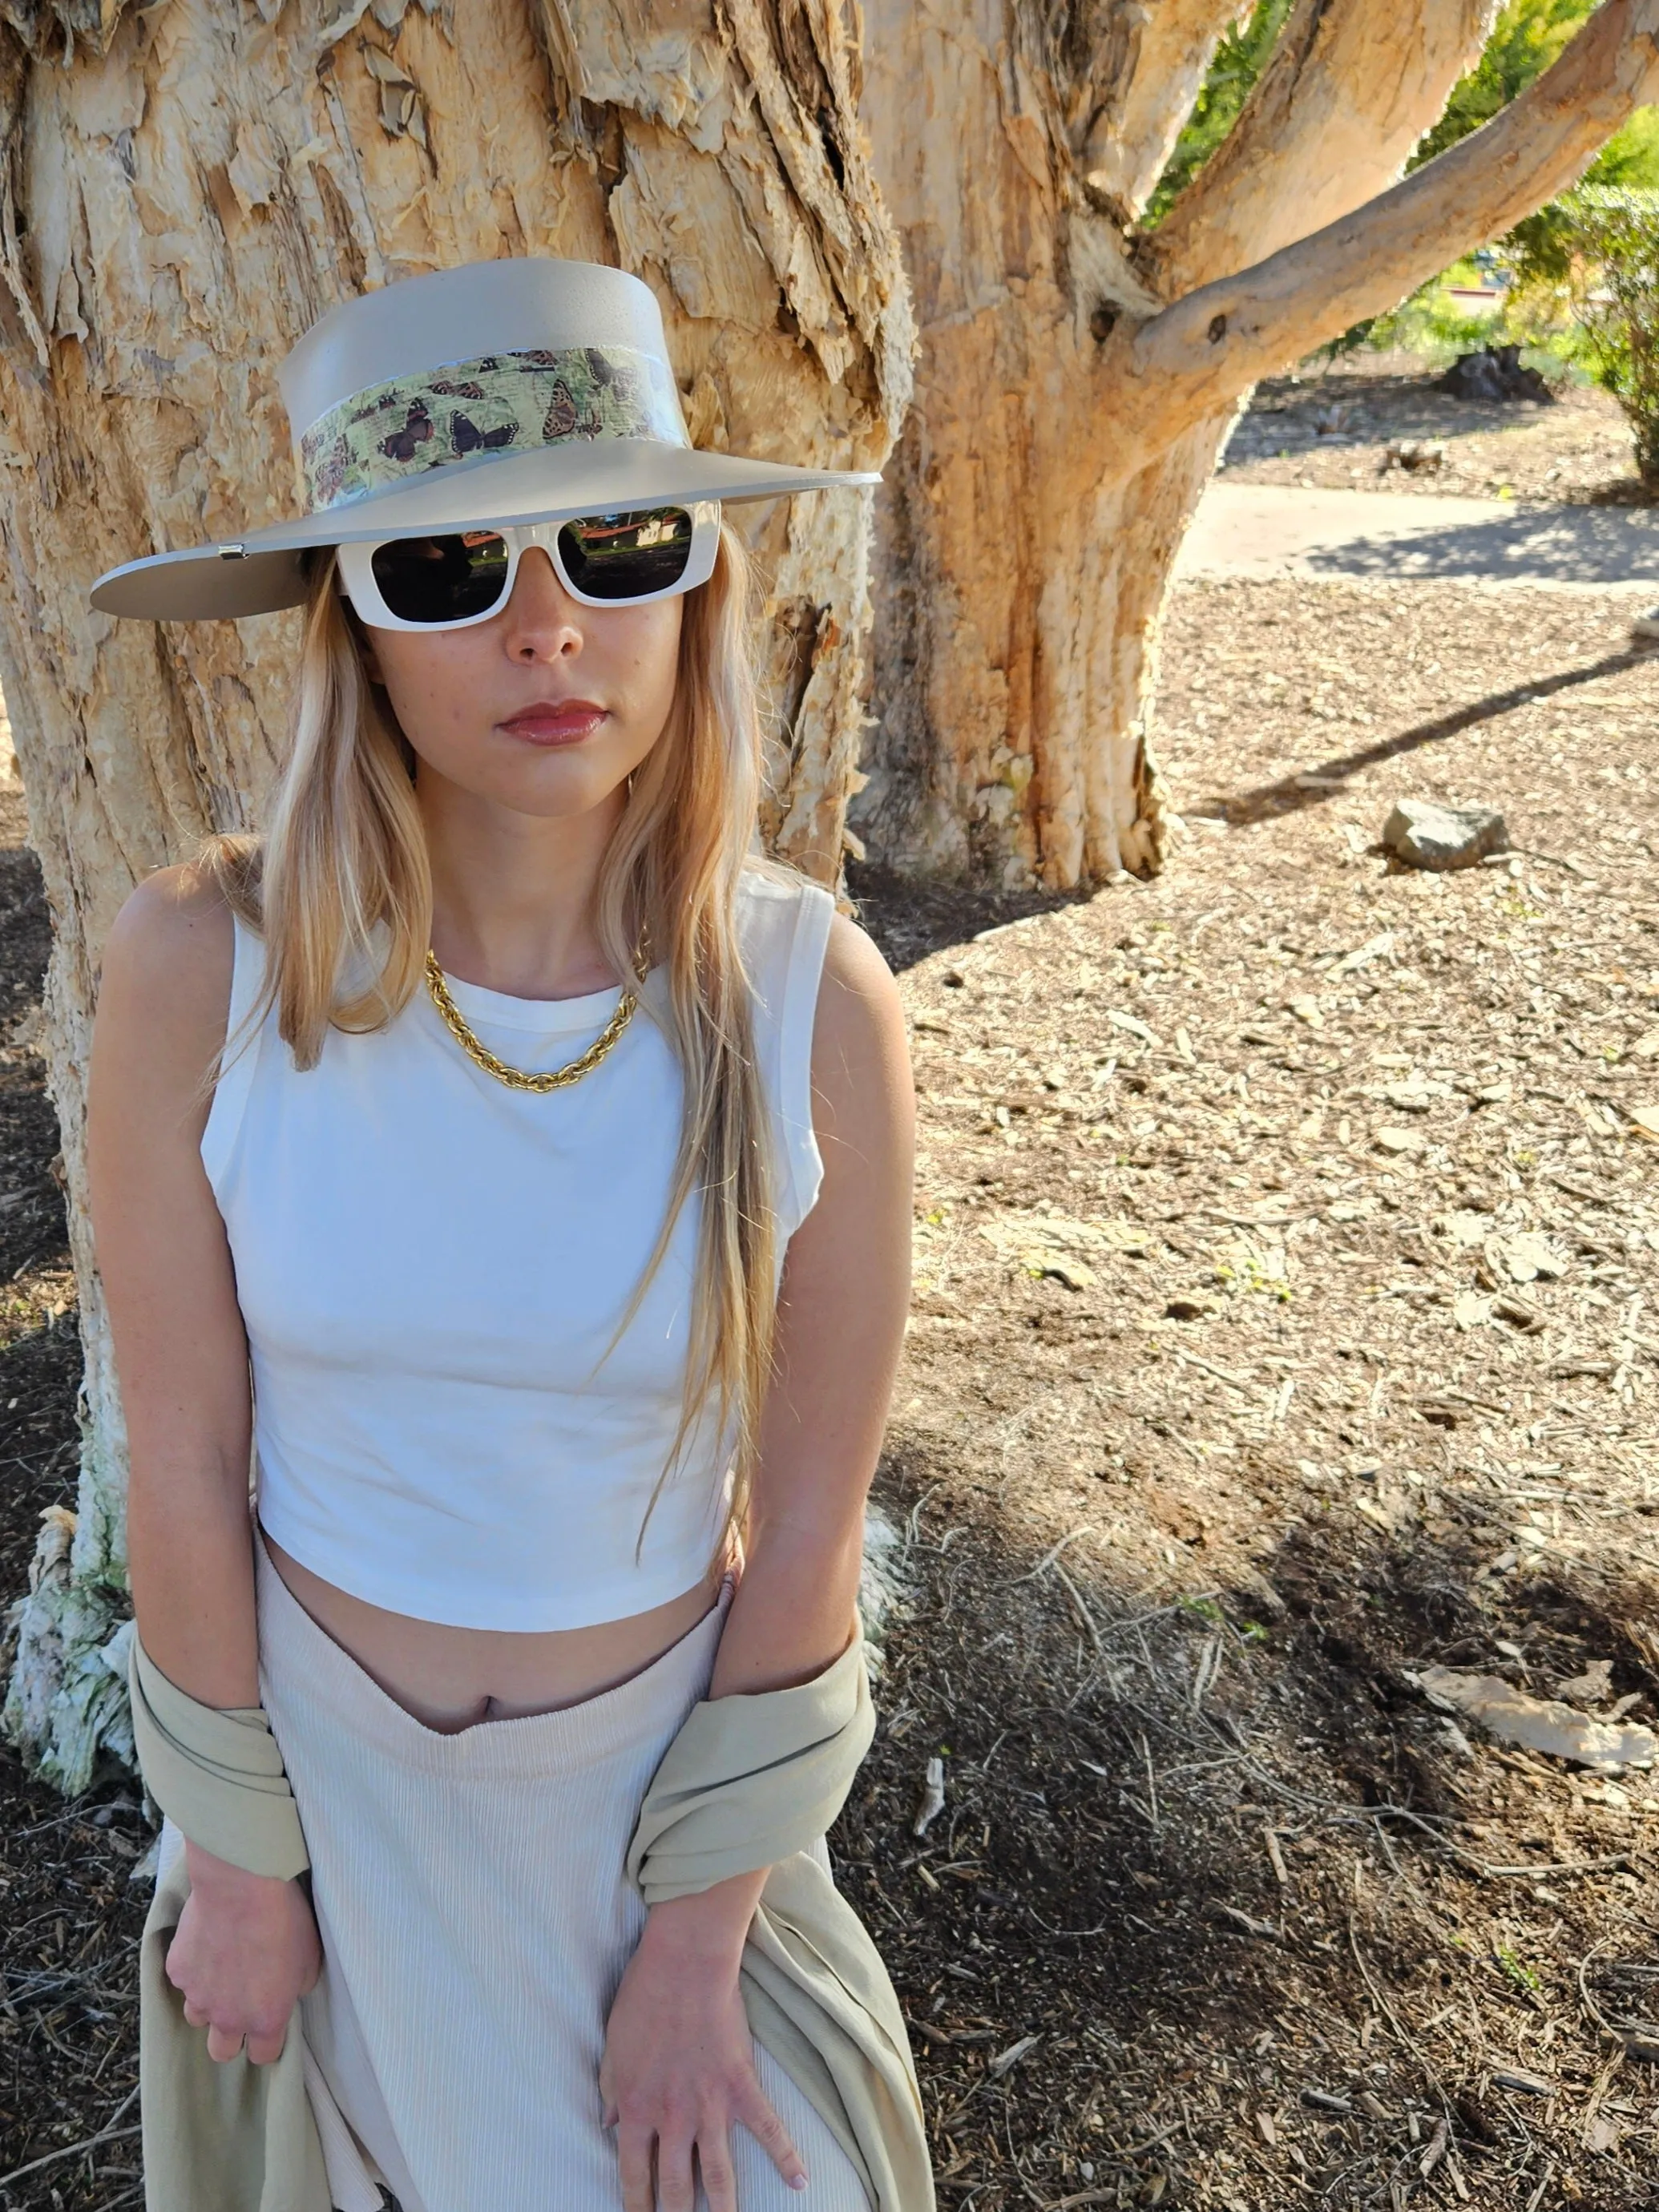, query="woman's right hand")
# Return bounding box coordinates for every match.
[166,1839,322,2065]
